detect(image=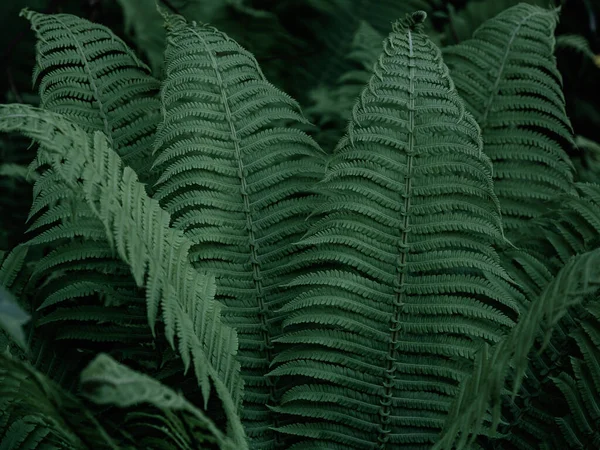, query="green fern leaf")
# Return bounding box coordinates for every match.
[22,9,161,179]
[443,3,576,233]
[150,13,325,448]
[271,12,519,449]
[441,0,547,45]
